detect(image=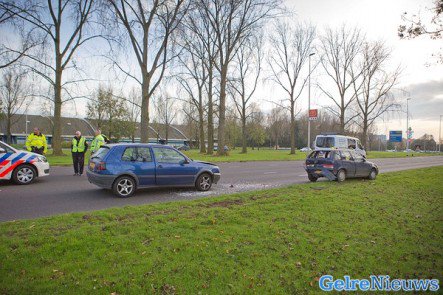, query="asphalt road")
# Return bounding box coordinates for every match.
[1,156,443,221]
